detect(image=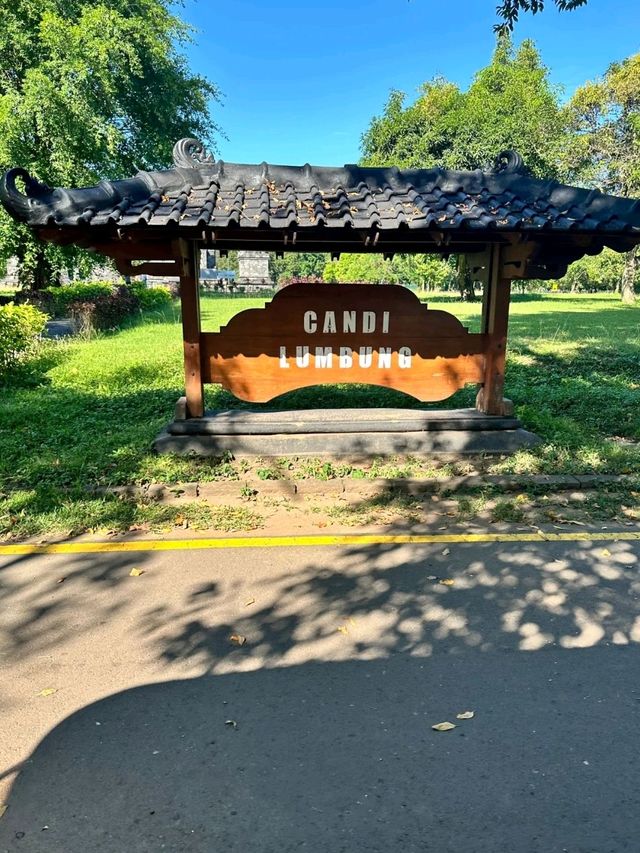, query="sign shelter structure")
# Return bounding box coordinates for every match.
[3,138,640,456]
